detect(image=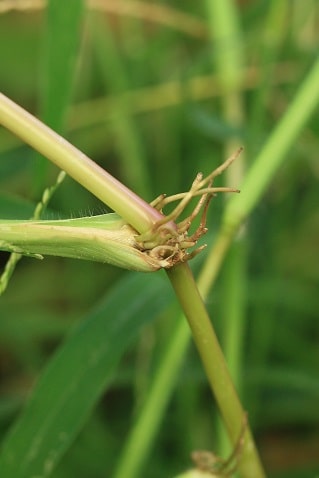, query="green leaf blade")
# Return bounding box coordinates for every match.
[0,272,173,478]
